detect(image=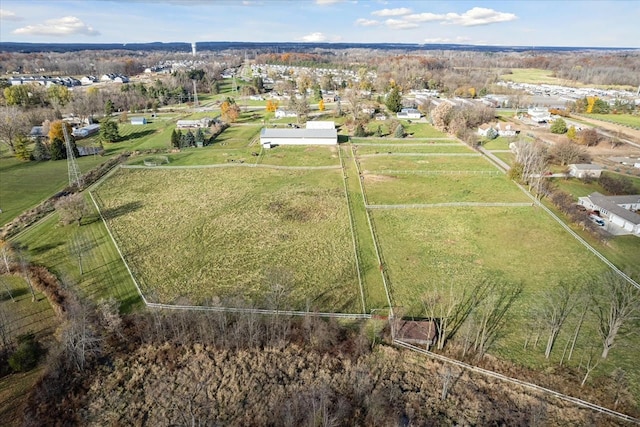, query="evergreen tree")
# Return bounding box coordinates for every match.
[394,123,405,138]
[182,130,195,147]
[14,137,30,161]
[375,125,383,137]
[195,128,205,144]
[50,137,66,160]
[104,99,114,116]
[354,123,366,137]
[385,86,402,113]
[550,118,568,134]
[100,120,120,143]
[171,129,181,148]
[32,139,50,161]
